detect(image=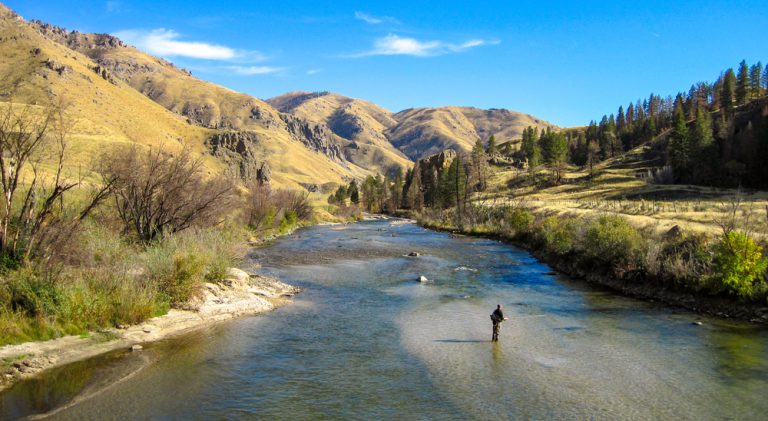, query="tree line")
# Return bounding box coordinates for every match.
[517,59,768,187]
[329,138,498,218]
